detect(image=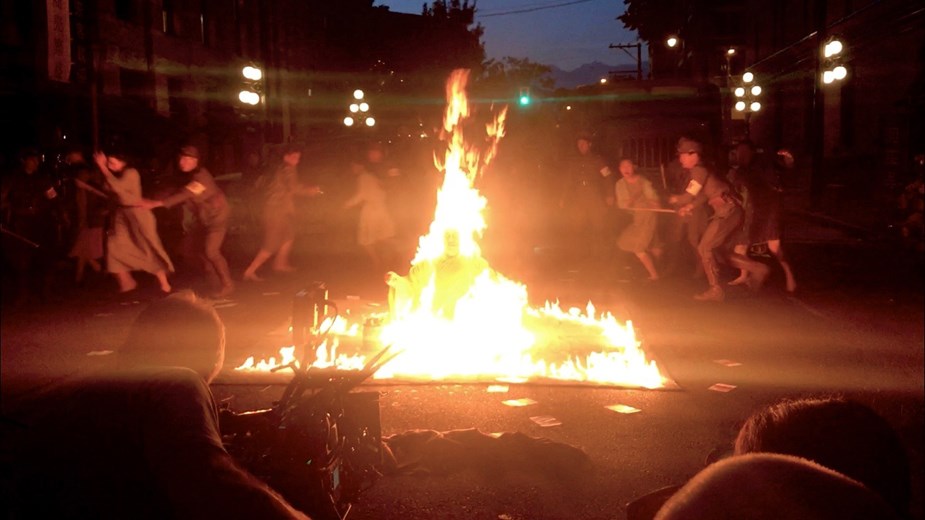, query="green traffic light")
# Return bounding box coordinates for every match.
[519,95,530,105]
